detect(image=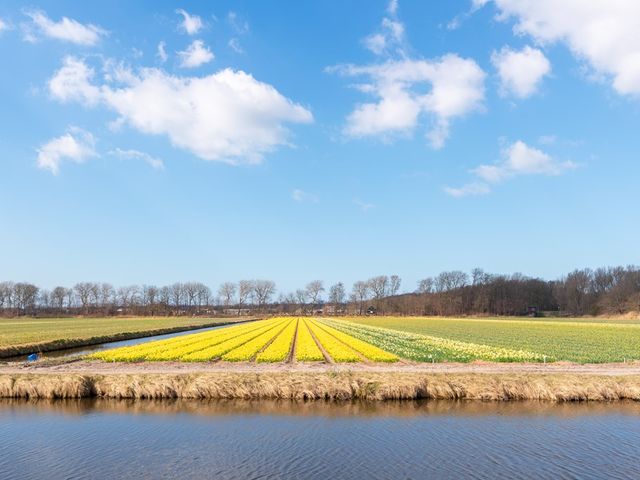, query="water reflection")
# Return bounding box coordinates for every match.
[2,397,640,418]
[1,399,639,479]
